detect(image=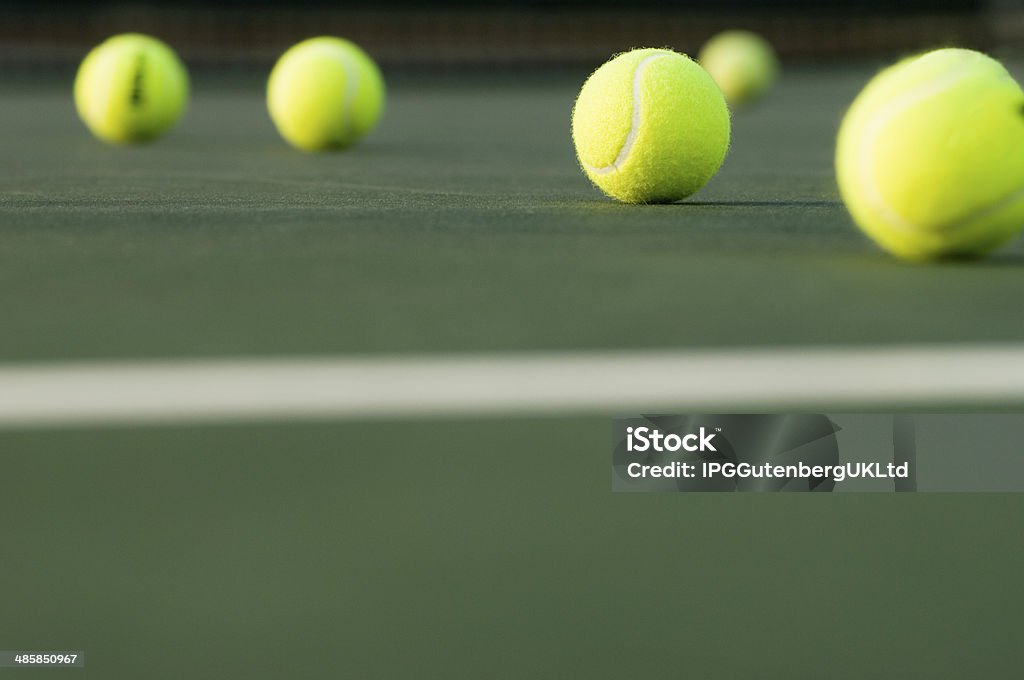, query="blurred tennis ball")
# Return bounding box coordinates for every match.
[571,48,730,204]
[698,30,779,106]
[267,37,386,152]
[74,33,189,144]
[836,48,1024,261]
